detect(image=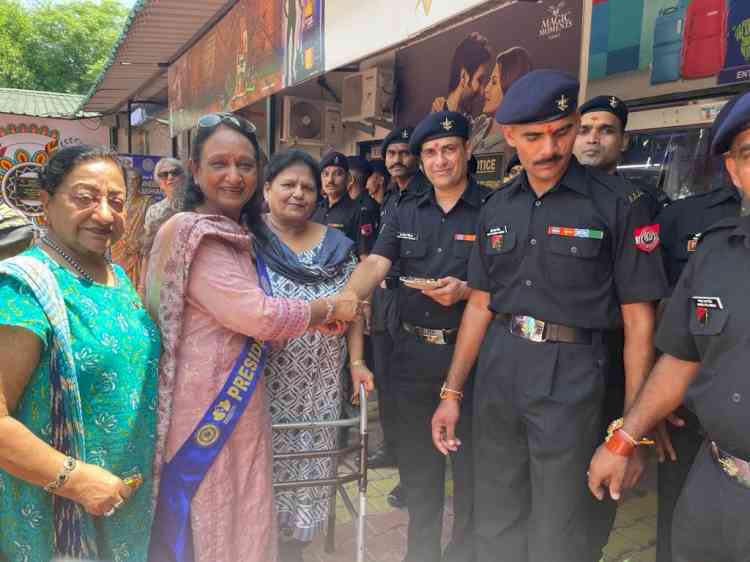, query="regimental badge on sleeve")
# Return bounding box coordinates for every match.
[634,224,660,253]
